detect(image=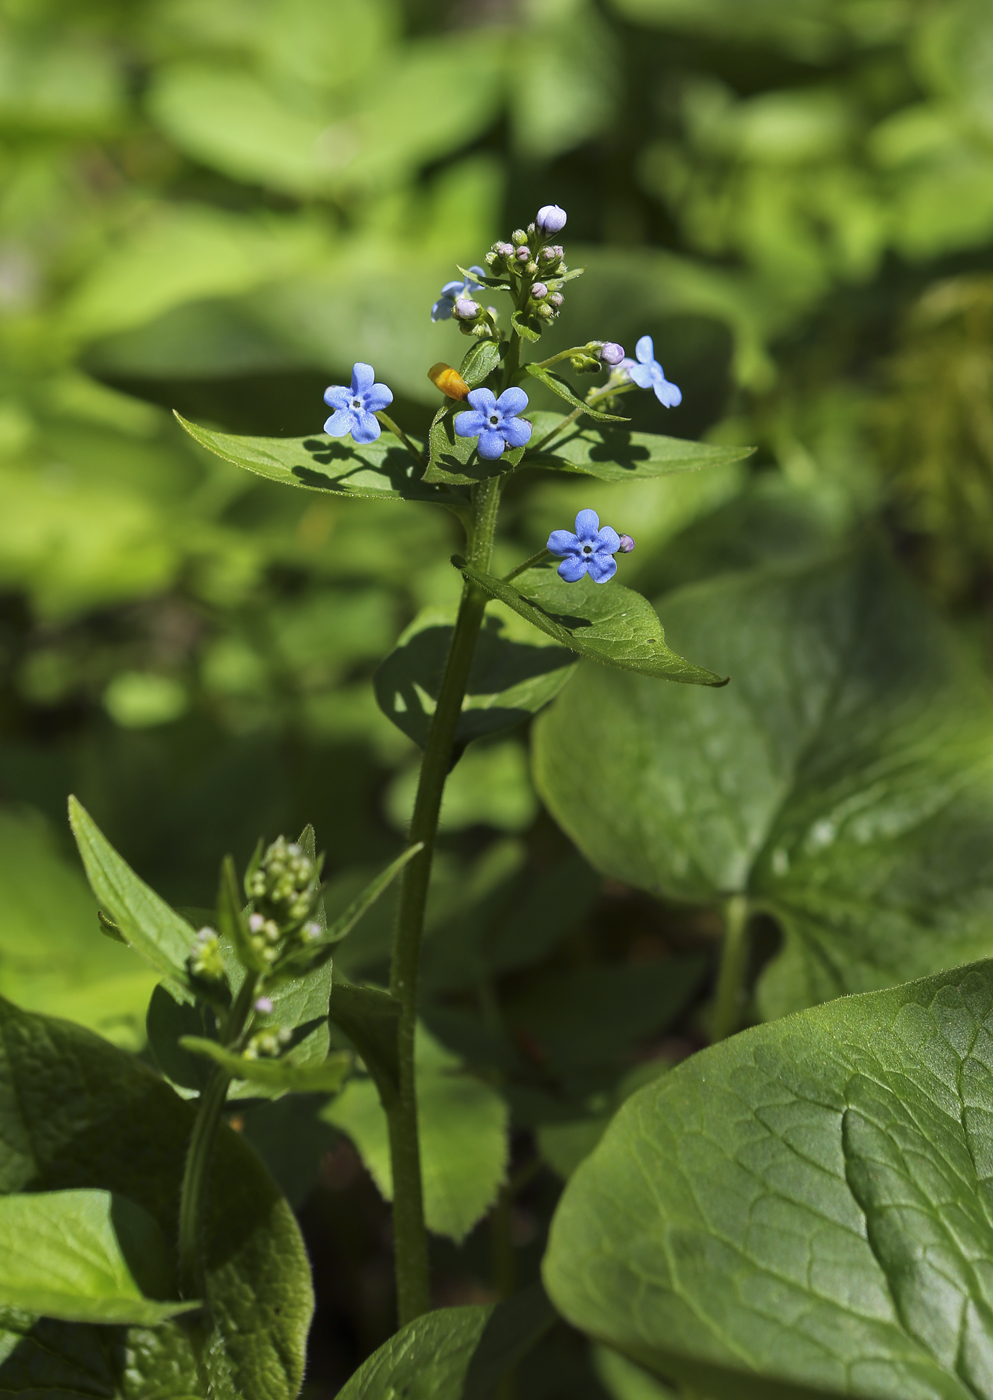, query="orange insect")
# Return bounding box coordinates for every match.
[428,362,470,400]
